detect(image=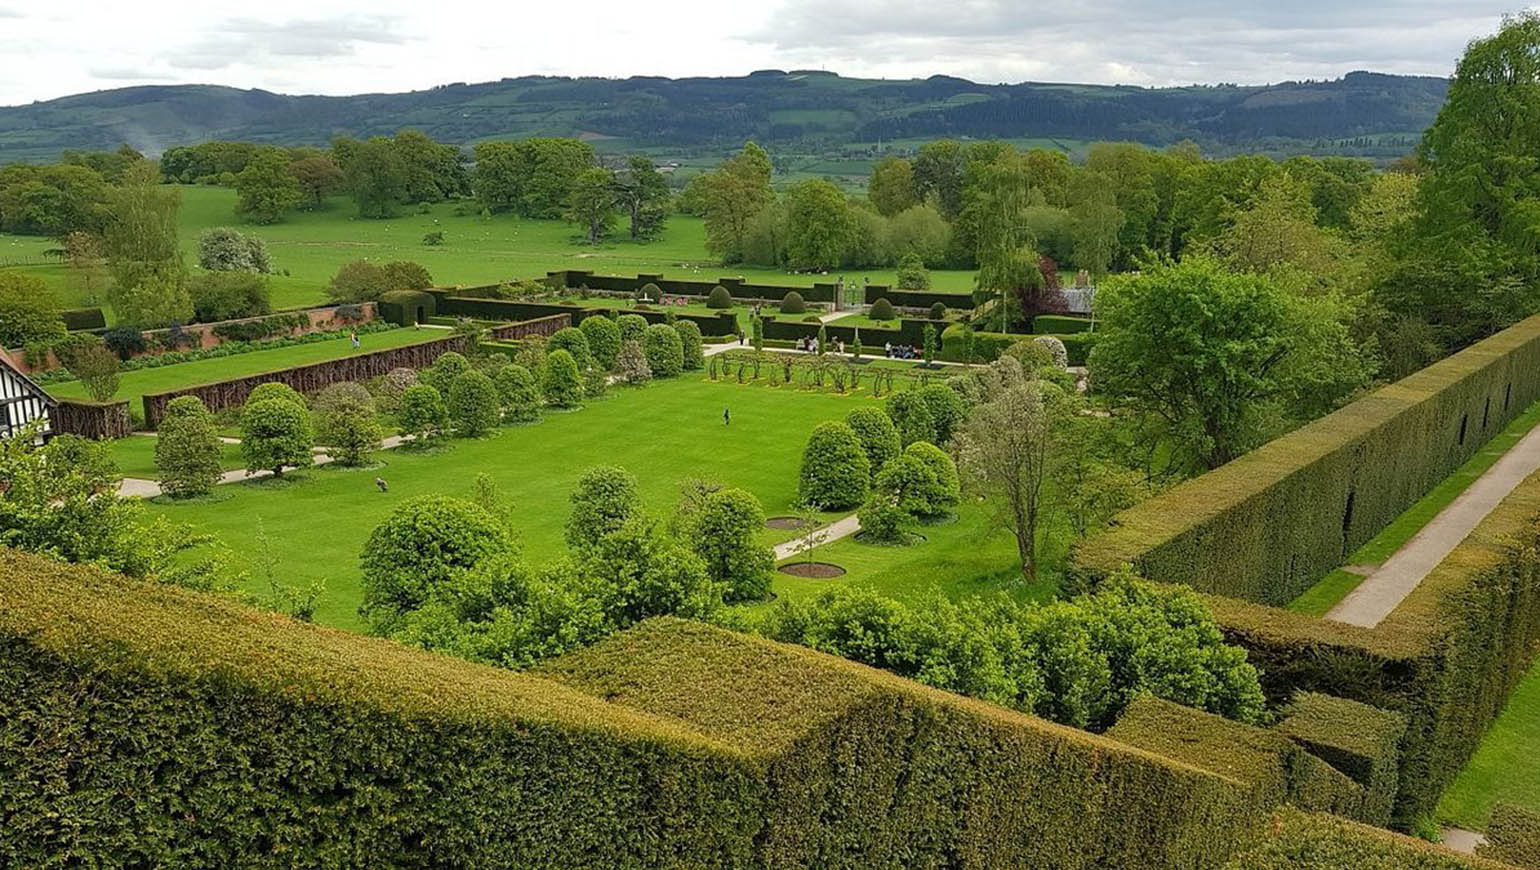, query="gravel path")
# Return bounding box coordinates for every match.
[772,513,861,561]
[118,434,412,499]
